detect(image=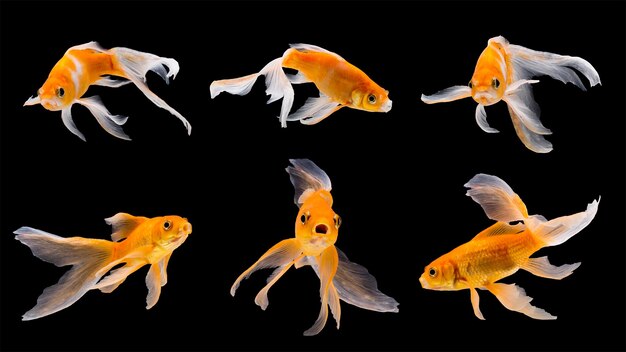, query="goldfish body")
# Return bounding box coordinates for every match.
[231,159,398,336]
[15,213,192,320]
[24,42,191,141]
[421,36,601,153]
[210,44,392,127]
[419,174,599,319]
